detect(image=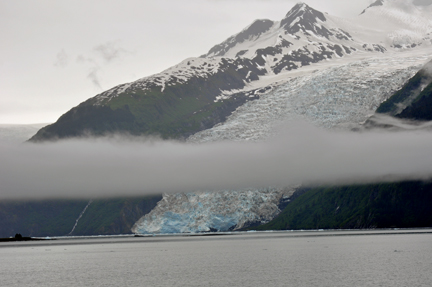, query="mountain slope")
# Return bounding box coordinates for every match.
[397,81,432,120]
[21,1,432,235]
[394,59,432,120]
[376,59,432,115]
[0,200,88,237]
[254,181,432,230]
[69,196,162,235]
[29,1,432,142]
[189,54,427,143]
[131,54,428,234]
[30,58,264,141]
[202,3,379,73]
[0,196,161,237]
